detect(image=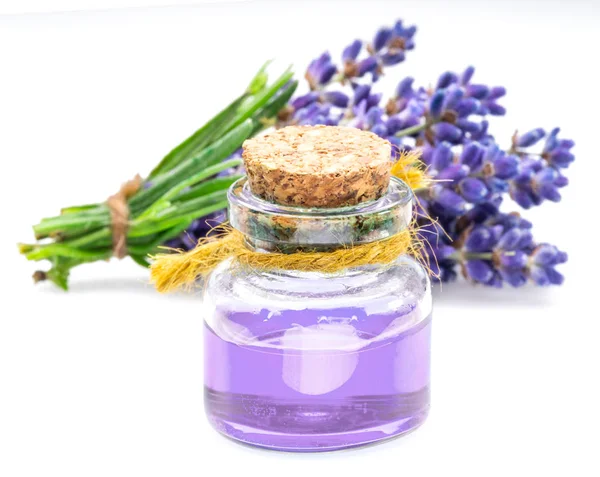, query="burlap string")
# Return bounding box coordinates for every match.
[150,227,421,293]
[106,175,143,259]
